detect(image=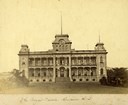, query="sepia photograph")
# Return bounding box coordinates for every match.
[0,0,128,104]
